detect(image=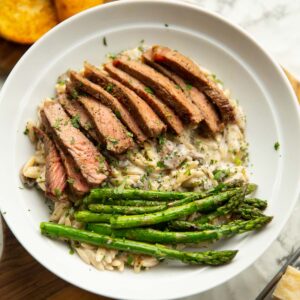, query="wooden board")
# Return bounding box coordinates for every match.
[0,38,299,300]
